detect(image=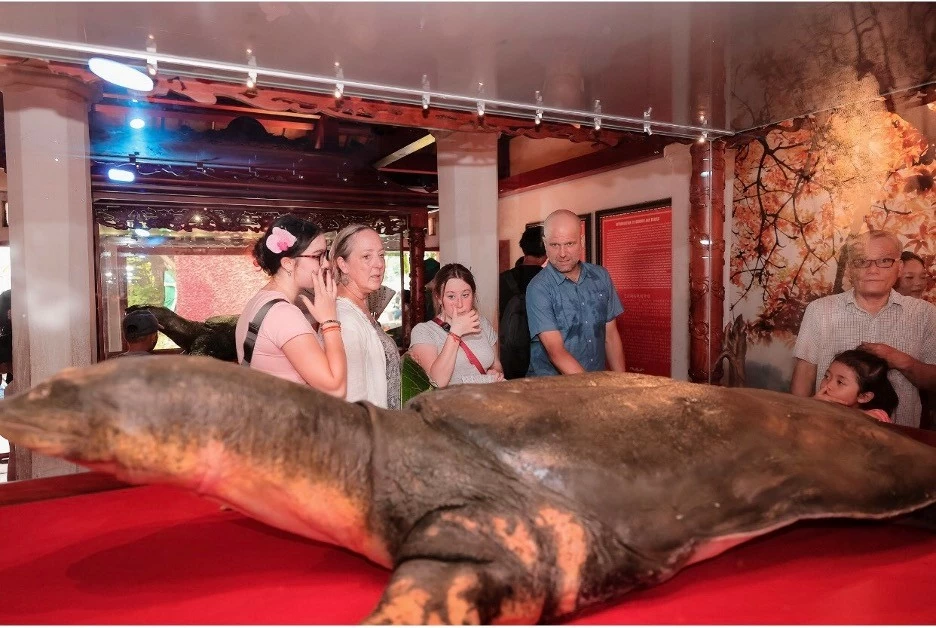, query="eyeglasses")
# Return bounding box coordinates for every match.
[294,252,328,263]
[851,257,896,269]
